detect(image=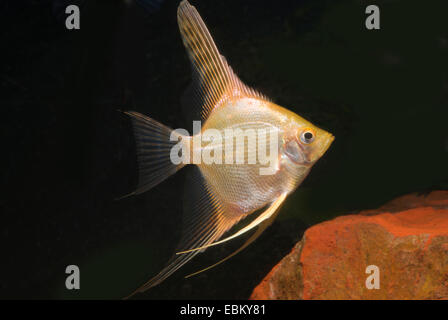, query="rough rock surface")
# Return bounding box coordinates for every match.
[250,191,448,300]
